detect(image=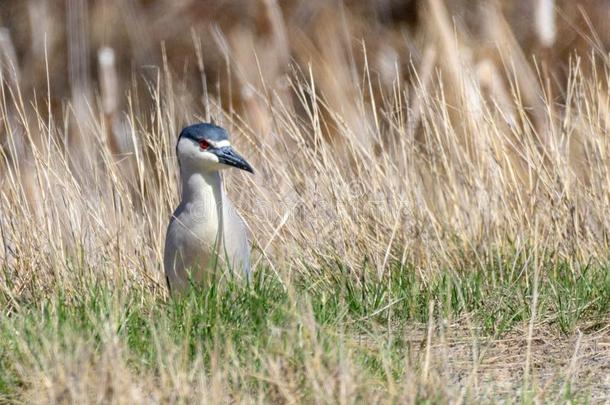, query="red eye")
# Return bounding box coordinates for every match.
[198,140,210,149]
